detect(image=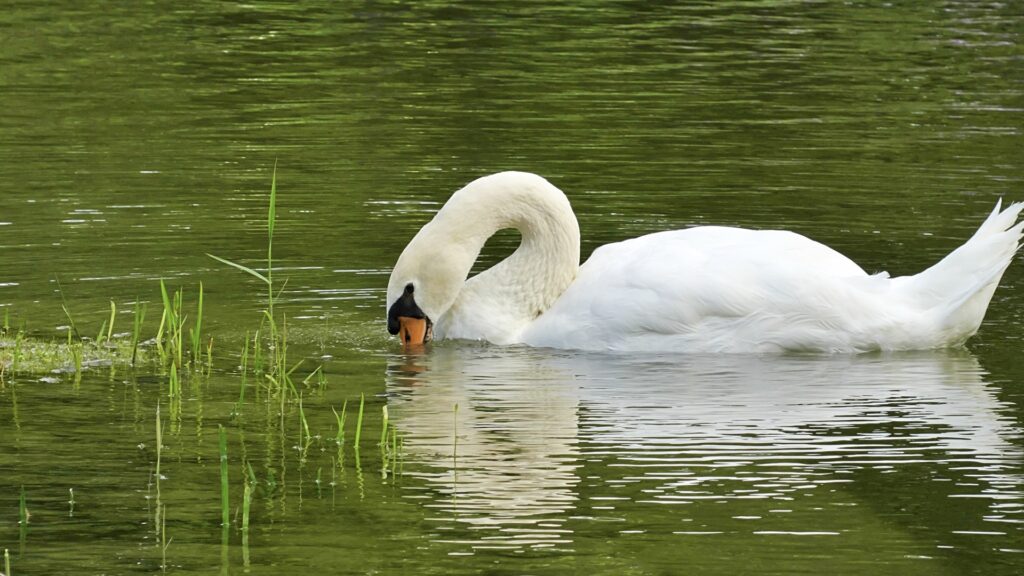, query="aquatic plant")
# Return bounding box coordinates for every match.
[208,164,299,402]
[18,486,27,526]
[131,299,147,366]
[353,393,365,450]
[298,393,312,452]
[242,462,256,534]
[219,425,229,528]
[379,405,389,453]
[0,326,144,376]
[55,276,80,340]
[190,282,204,368]
[95,300,115,344]
[159,503,169,572]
